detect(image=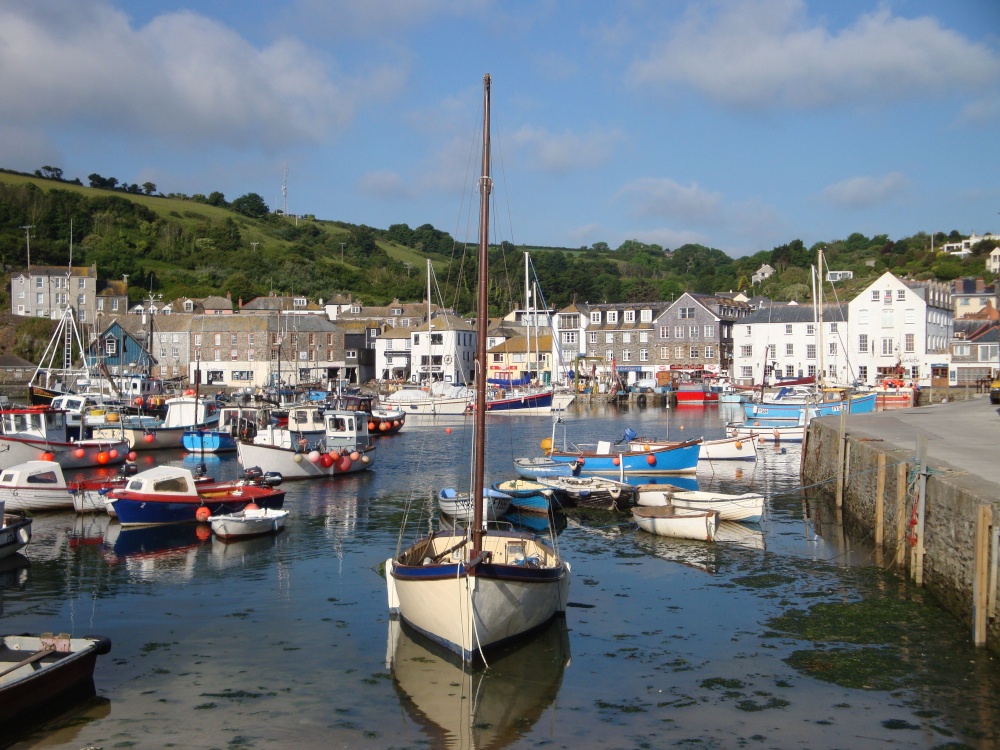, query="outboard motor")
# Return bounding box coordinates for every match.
[117,461,139,478]
[243,466,264,481]
[262,471,283,487]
